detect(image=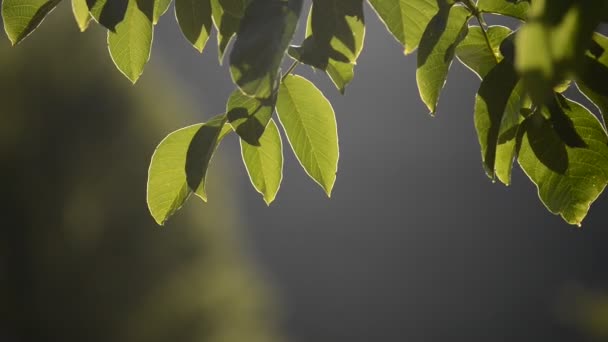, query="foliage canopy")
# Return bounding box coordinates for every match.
[3,0,608,226]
